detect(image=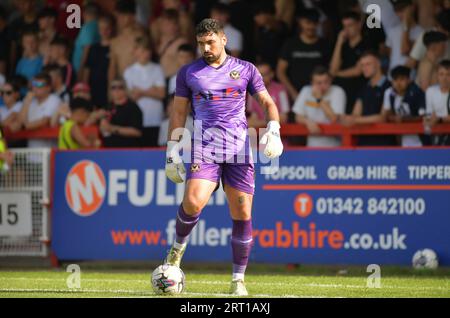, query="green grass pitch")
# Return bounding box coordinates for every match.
[0,264,448,298]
